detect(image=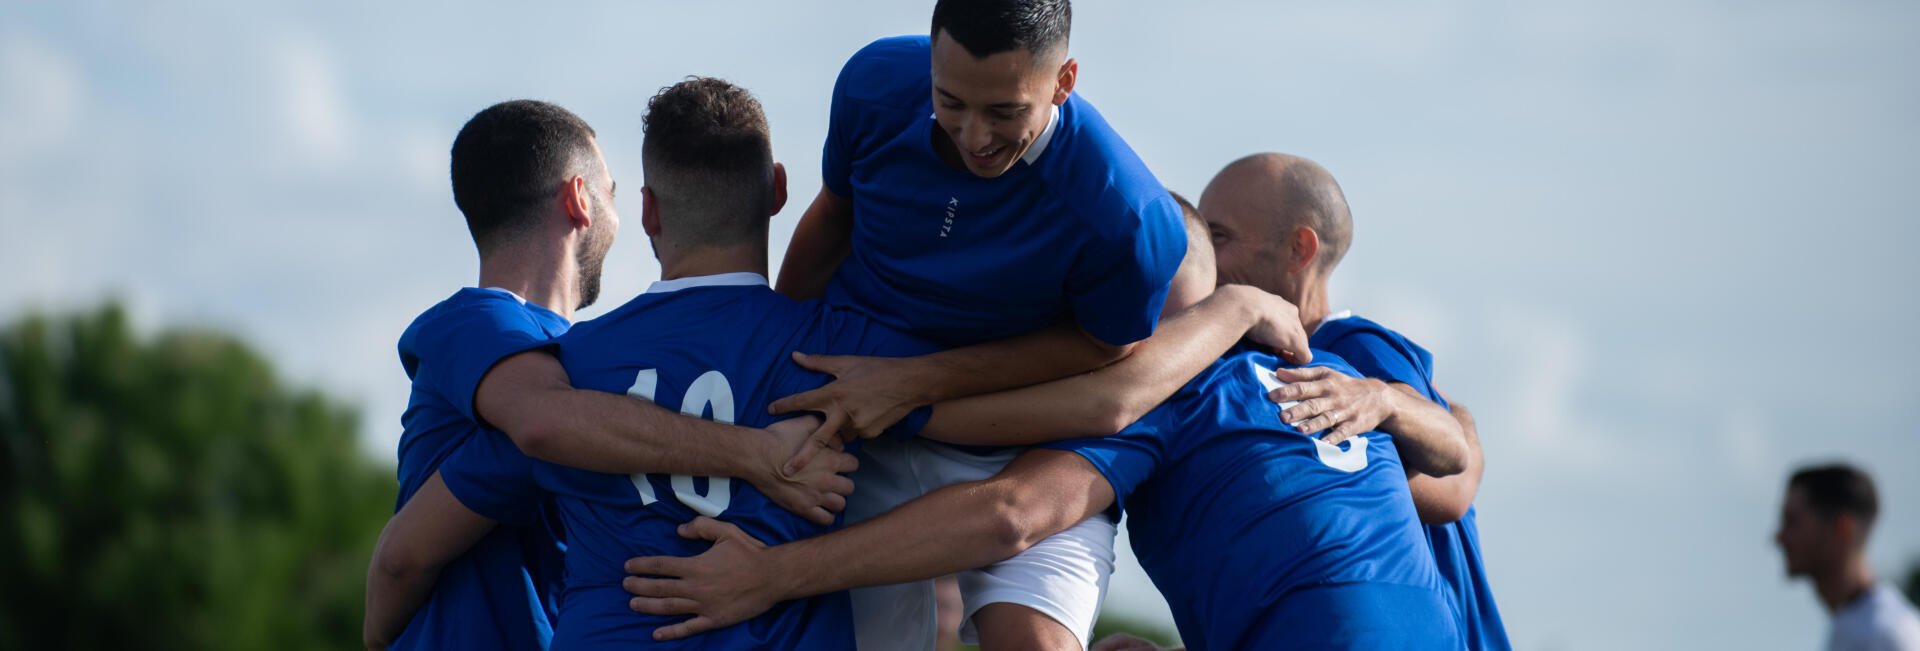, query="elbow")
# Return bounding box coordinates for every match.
[980,488,1051,561]
[1417,496,1472,525]
[1087,393,1141,437]
[1432,439,1471,478]
[371,545,422,585]
[503,416,564,462]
